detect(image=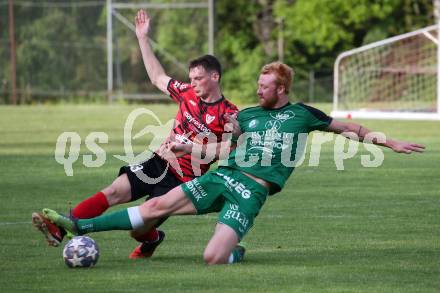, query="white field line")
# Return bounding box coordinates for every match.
[0,221,31,226]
